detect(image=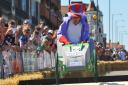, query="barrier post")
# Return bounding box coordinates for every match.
[0,44,4,78]
[56,53,59,85]
[94,48,98,81]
